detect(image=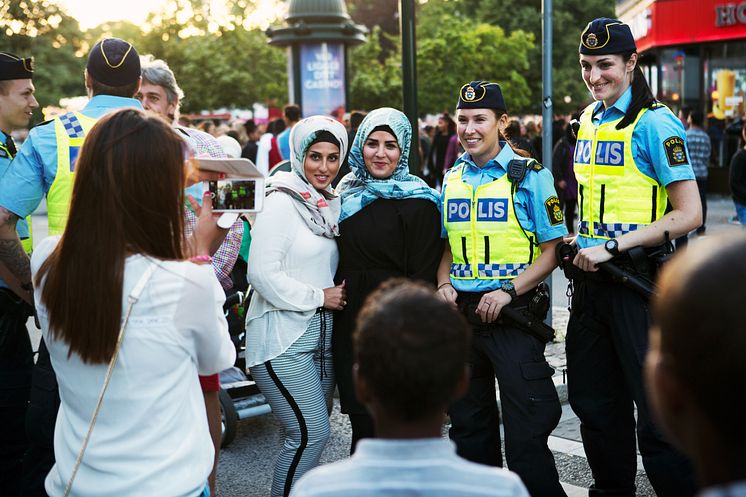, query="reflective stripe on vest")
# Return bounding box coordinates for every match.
[574,102,668,241]
[49,112,98,235]
[0,141,34,254]
[442,165,538,280]
[578,221,643,239]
